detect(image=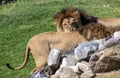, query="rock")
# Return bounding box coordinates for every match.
[60,57,76,68]
[98,31,120,51]
[60,56,81,73]
[76,61,95,78]
[68,66,80,73]
[52,67,79,78]
[29,72,48,78]
[29,66,52,78]
[80,70,95,78]
[74,40,99,61]
[47,48,61,70]
[61,50,78,64]
[90,42,120,73]
[76,61,91,72]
